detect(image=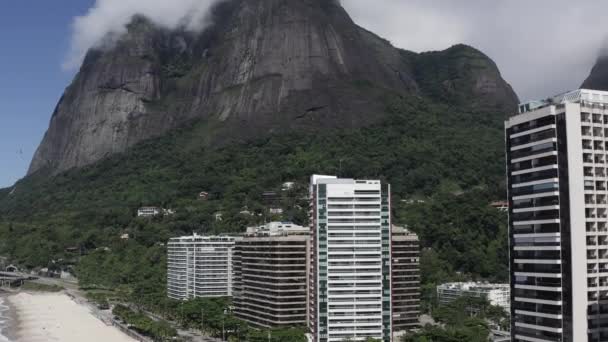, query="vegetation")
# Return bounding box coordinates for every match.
[149,297,305,341]
[404,297,509,342]
[20,281,63,292]
[112,304,177,341]
[0,94,510,333]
